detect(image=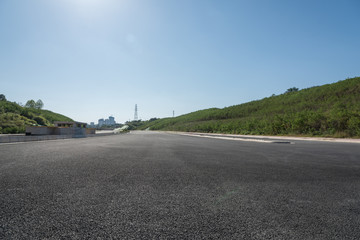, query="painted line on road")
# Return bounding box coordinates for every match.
[176,133,294,144]
[166,131,360,144]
